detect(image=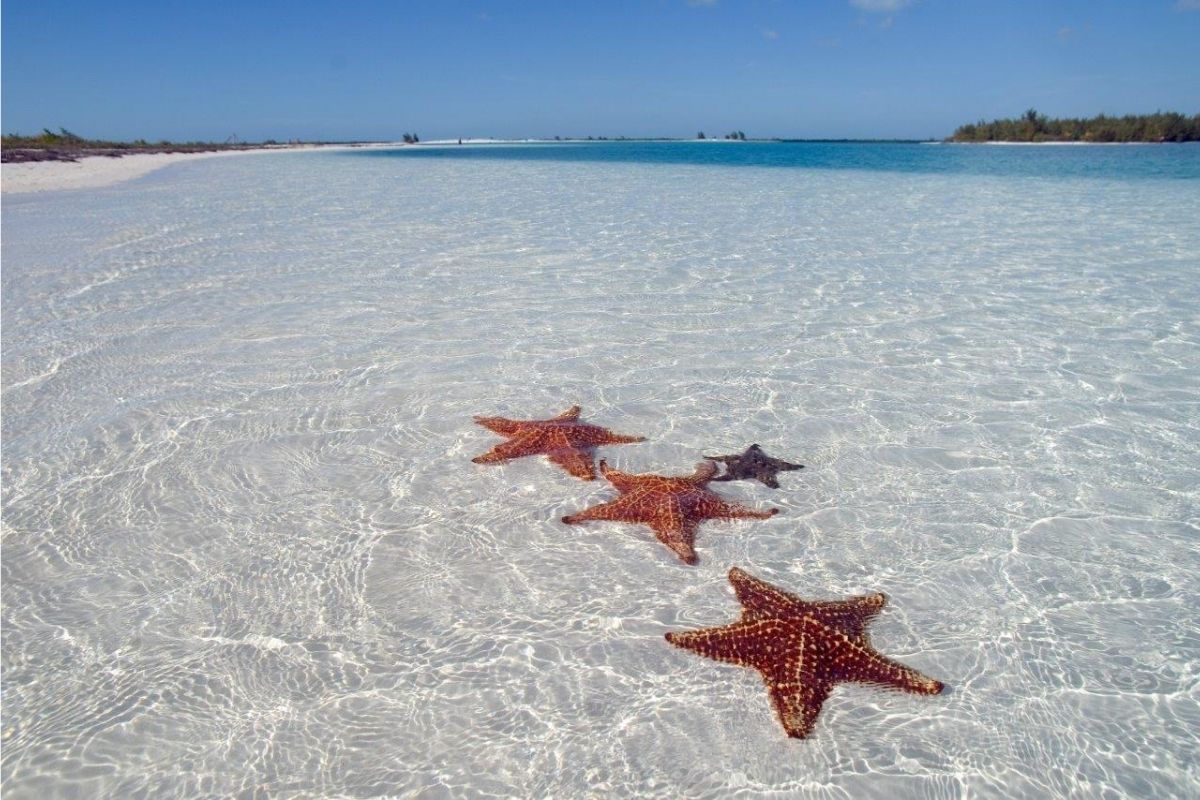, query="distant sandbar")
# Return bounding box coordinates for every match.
[1,143,398,195]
